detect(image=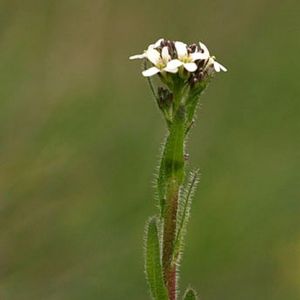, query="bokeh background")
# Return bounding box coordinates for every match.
[0,0,299,299]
